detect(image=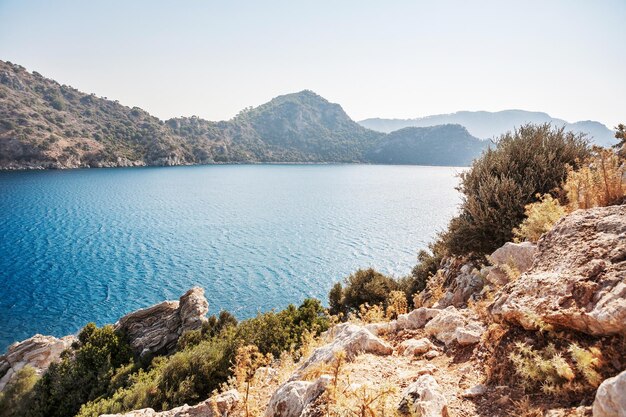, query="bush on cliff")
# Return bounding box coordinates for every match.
[76,298,328,416]
[329,268,400,316]
[442,123,589,258]
[22,323,134,417]
[0,366,38,417]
